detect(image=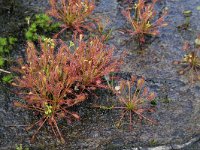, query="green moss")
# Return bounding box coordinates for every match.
[0,36,17,83]
[2,74,13,83]
[0,57,5,67]
[150,100,157,106]
[25,13,60,41]
[0,37,17,64]
[16,144,29,150]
